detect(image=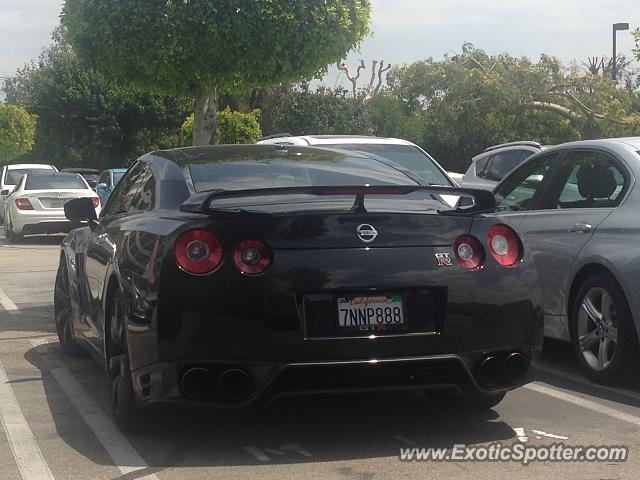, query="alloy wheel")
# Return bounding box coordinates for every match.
[577,287,618,371]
